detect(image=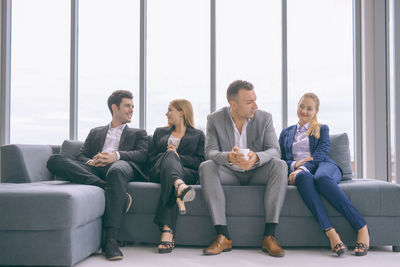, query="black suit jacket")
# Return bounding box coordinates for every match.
[77,124,149,180]
[149,126,205,173]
